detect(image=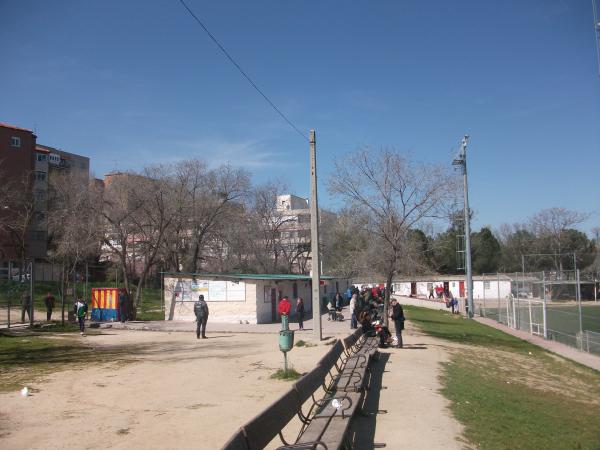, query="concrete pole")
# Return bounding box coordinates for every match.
[460,136,474,318]
[309,130,322,341]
